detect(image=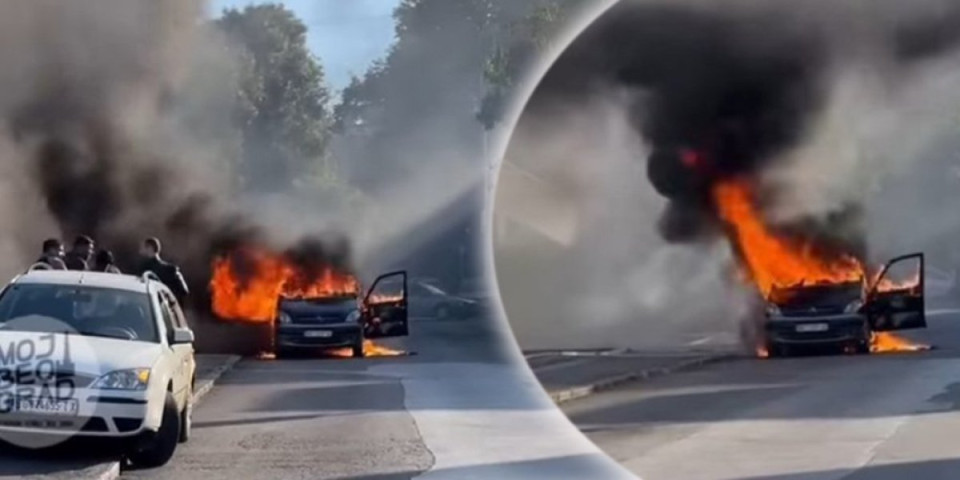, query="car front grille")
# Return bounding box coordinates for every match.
[779,306,846,317]
[81,417,109,432]
[291,315,344,325]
